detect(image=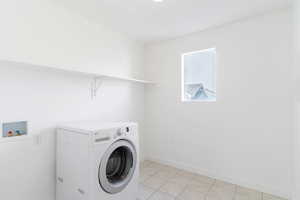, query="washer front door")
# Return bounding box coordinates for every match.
[98,140,137,194]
